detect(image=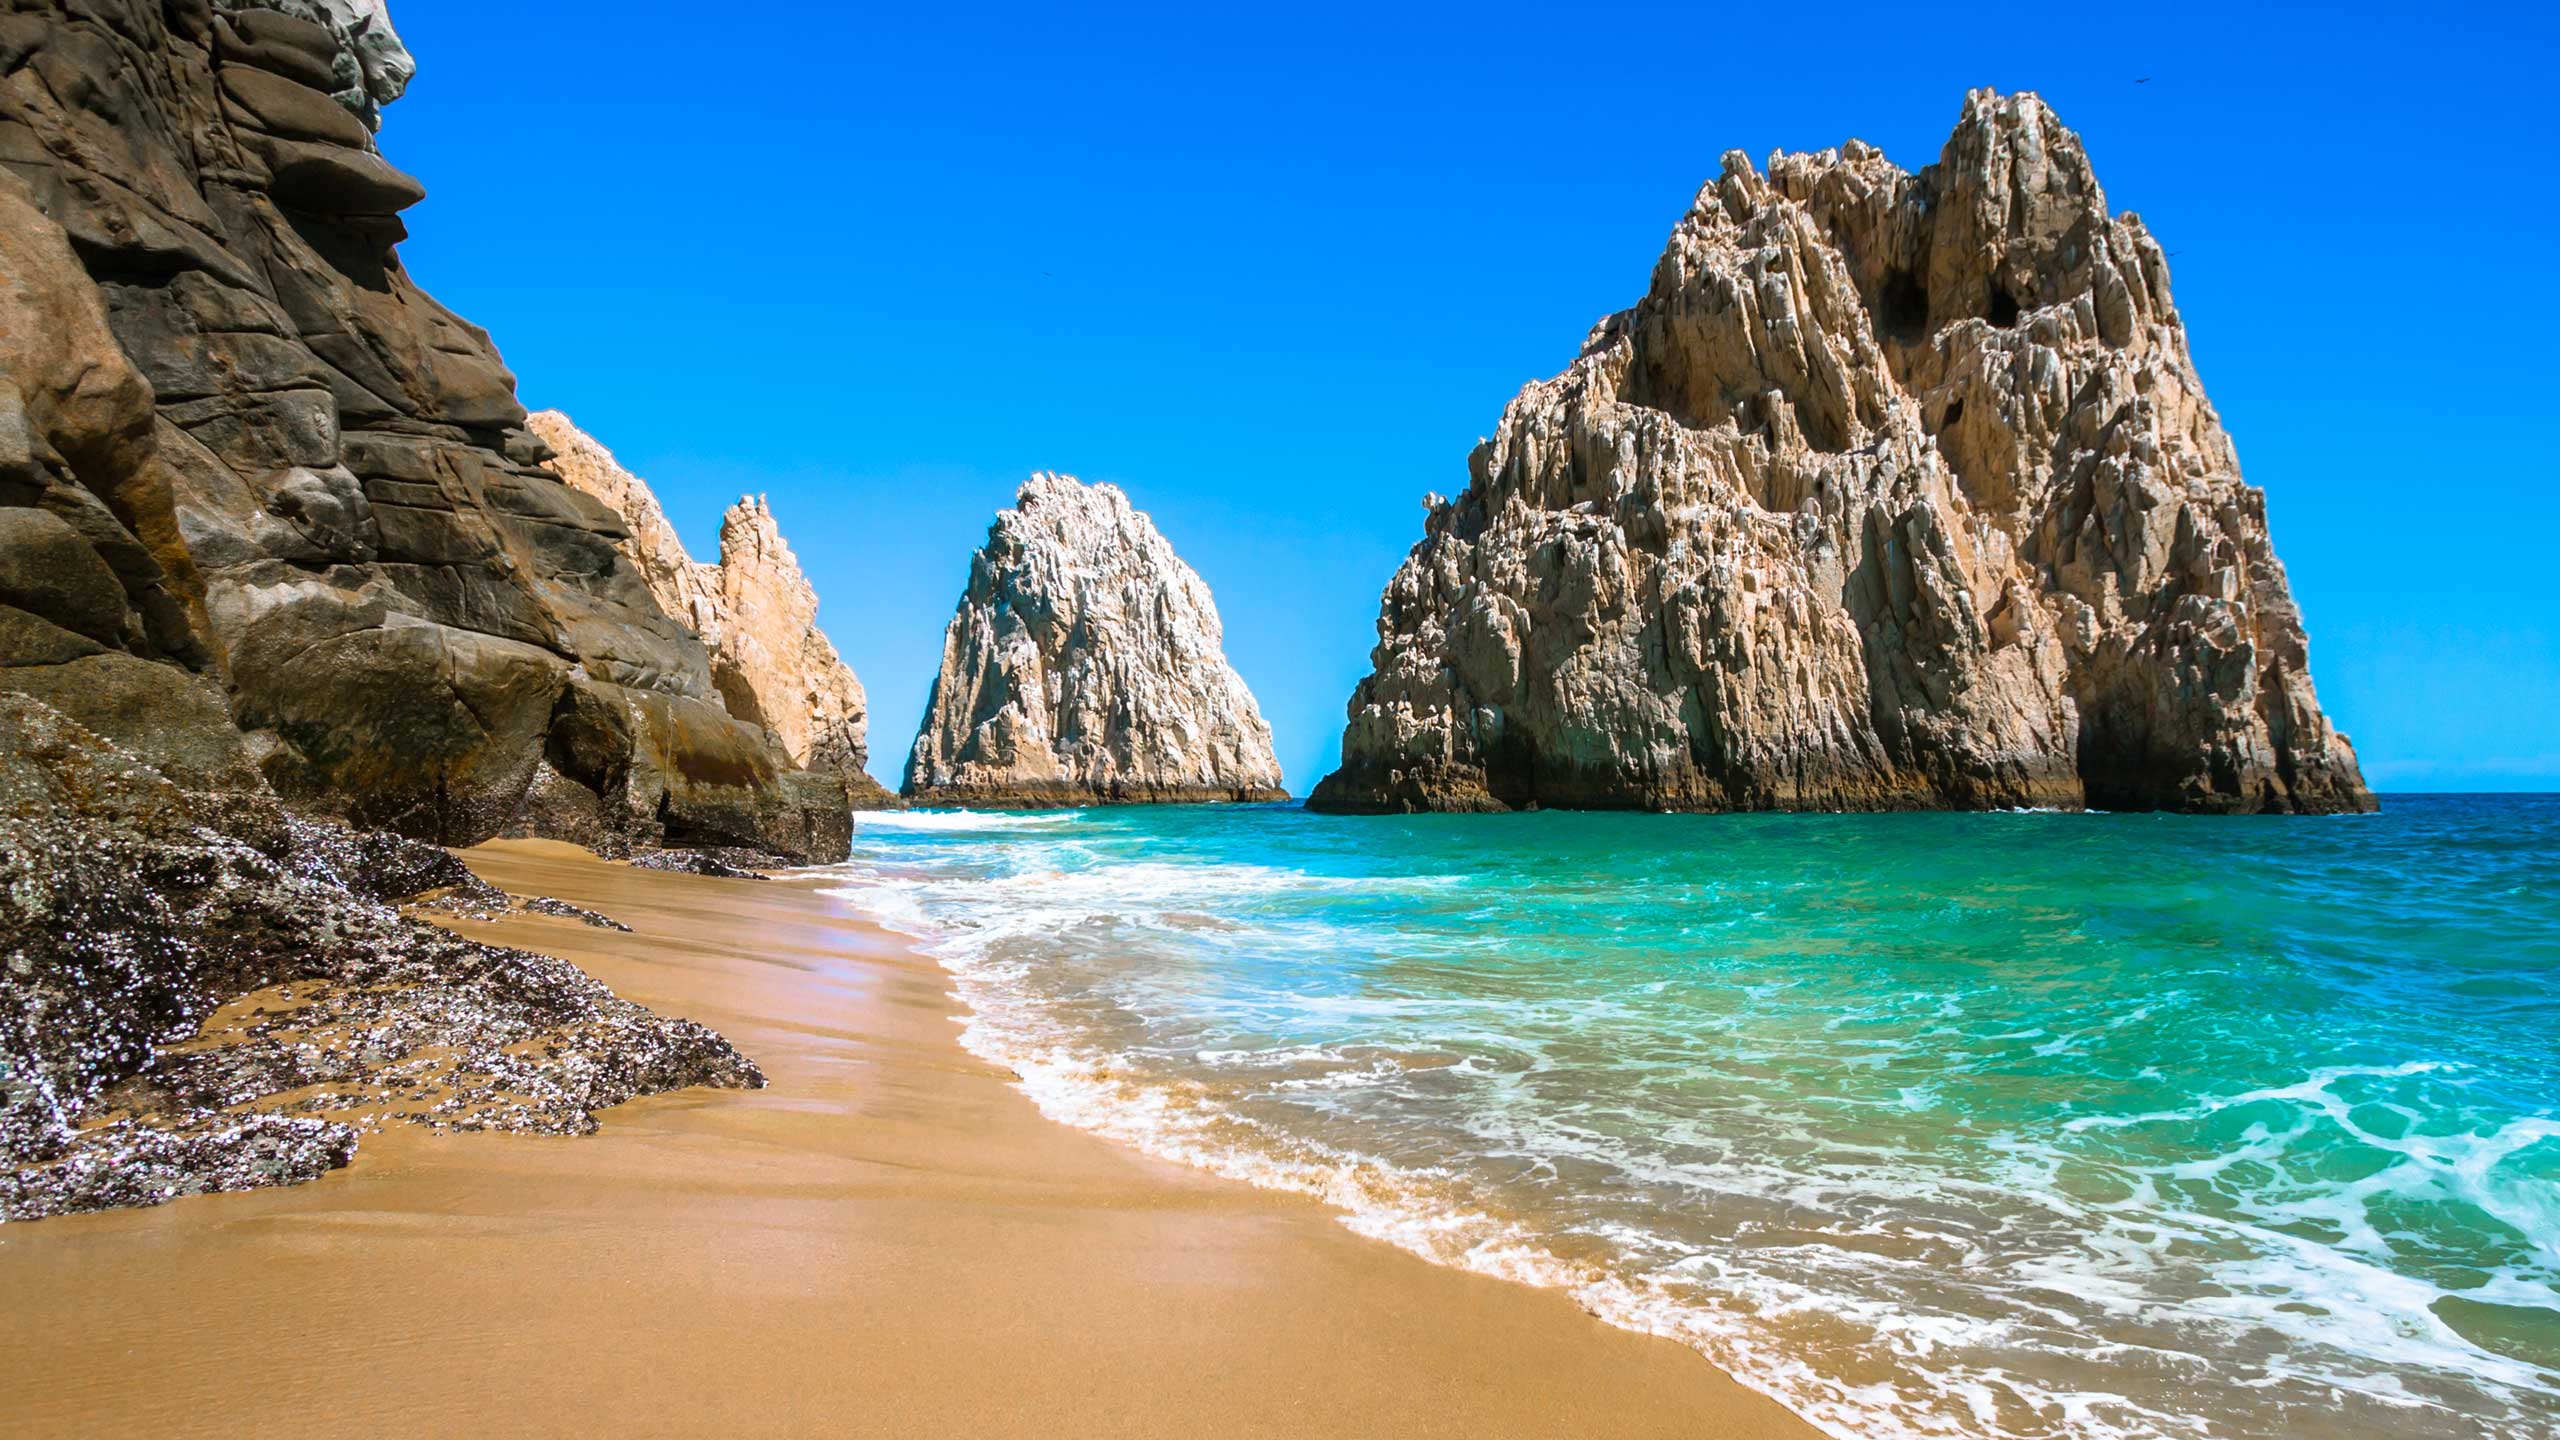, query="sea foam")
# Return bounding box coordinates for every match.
[824,798,2560,1439]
